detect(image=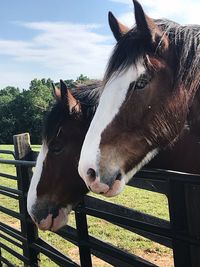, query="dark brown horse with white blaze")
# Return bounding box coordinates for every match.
[78,0,200,197]
[27,80,100,231]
